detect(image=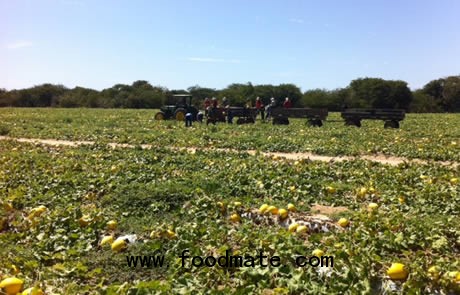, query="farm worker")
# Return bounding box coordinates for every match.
[221,97,231,123]
[204,97,211,115]
[255,97,265,120]
[265,97,276,121]
[227,109,234,124]
[208,97,218,119]
[222,97,229,108]
[185,112,192,127]
[283,97,292,108]
[196,111,204,123]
